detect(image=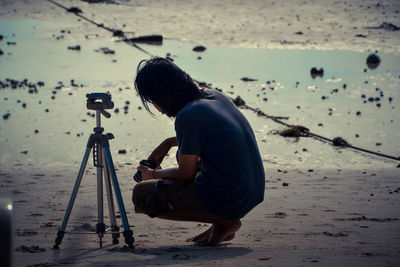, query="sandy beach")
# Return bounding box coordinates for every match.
[1,0,400,266]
